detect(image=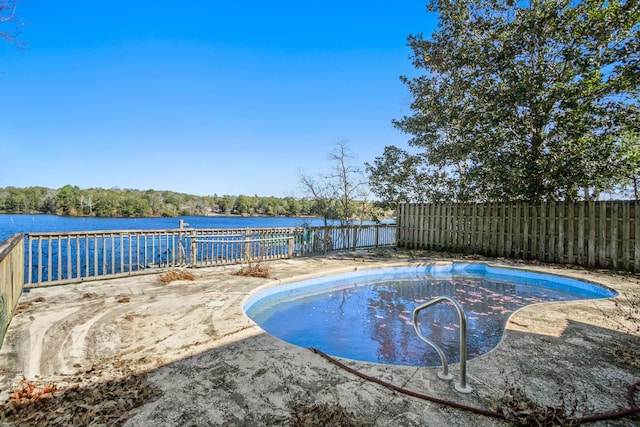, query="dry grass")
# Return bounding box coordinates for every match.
[158,270,195,284]
[233,263,271,279]
[233,255,271,278]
